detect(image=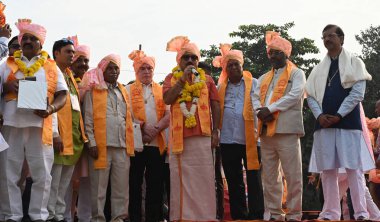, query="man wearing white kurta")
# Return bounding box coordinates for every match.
[306,24,373,221]
[0,19,68,221]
